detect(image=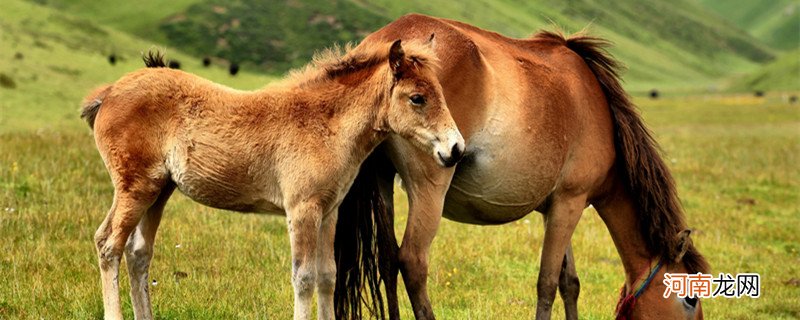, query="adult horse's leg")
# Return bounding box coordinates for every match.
[535,195,586,320]
[389,140,455,320]
[124,183,175,320]
[558,243,580,320]
[316,209,338,320]
[287,201,324,320]
[95,179,166,320]
[541,216,581,319]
